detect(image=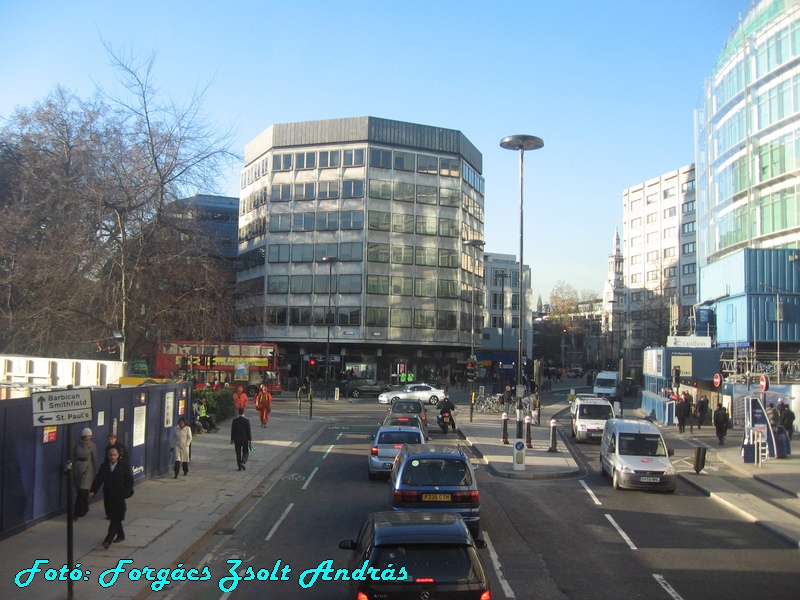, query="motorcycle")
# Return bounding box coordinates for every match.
[437,409,456,434]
